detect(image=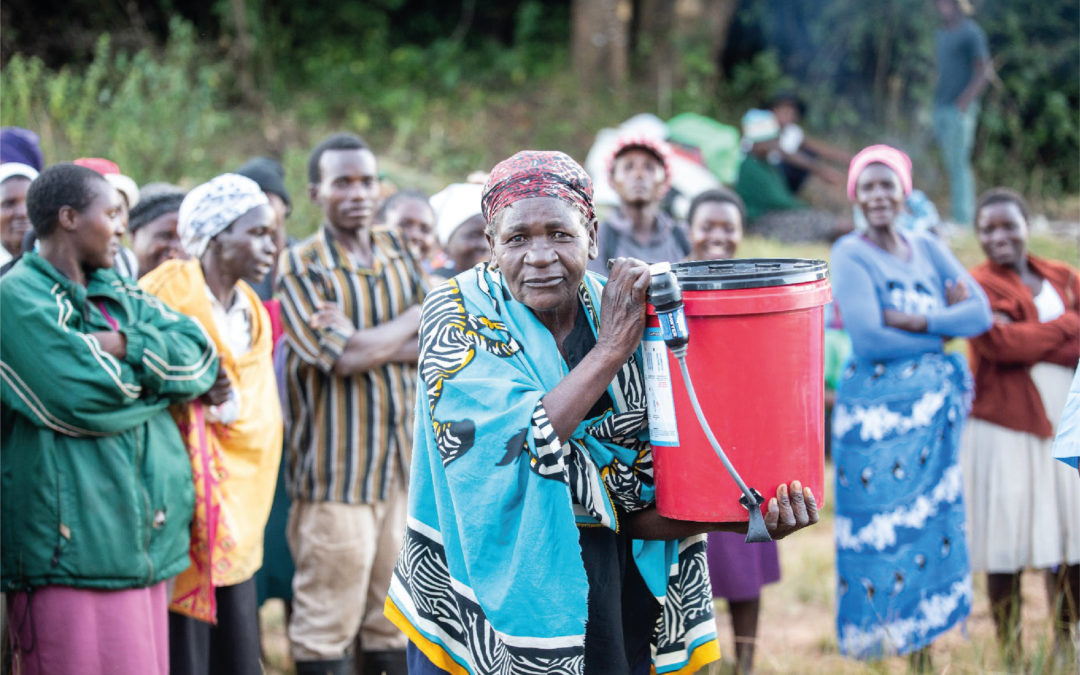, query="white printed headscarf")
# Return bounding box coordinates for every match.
[430,182,484,245]
[178,173,269,257]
